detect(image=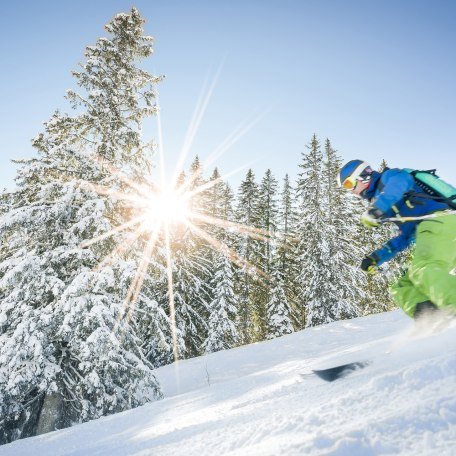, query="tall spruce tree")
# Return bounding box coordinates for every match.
[168,233,210,358]
[135,254,183,368]
[202,168,239,352]
[0,9,162,443]
[322,139,364,319]
[258,170,279,271]
[295,135,332,328]
[255,169,279,339]
[266,255,294,339]
[188,156,207,213]
[206,168,227,239]
[203,250,239,352]
[164,165,210,359]
[234,169,261,343]
[277,174,299,327]
[221,183,236,223]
